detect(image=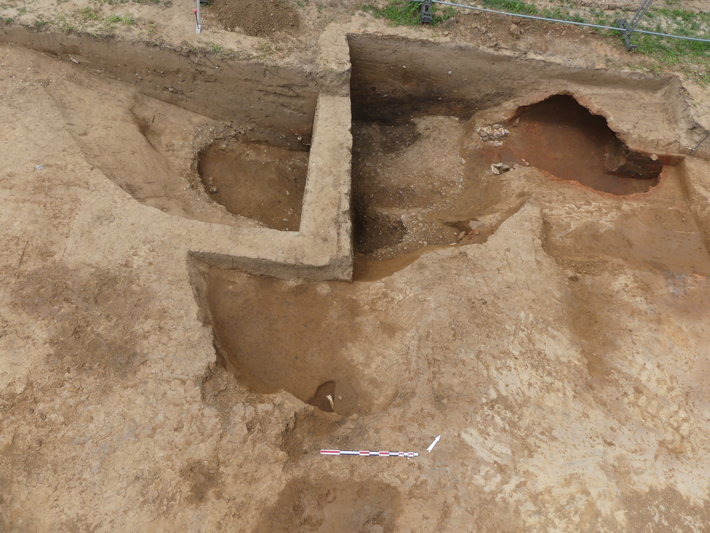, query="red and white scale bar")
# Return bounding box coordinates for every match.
[321,449,418,458]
